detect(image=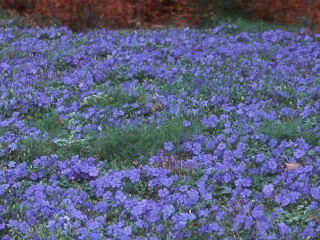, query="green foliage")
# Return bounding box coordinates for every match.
[17,138,58,161]
[229,17,301,33]
[200,15,301,33]
[256,117,320,145]
[276,202,319,231]
[27,224,74,240]
[82,117,202,167]
[84,86,146,109]
[53,58,73,72]
[31,111,67,138]
[121,176,158,199]
[14,117,202,168]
